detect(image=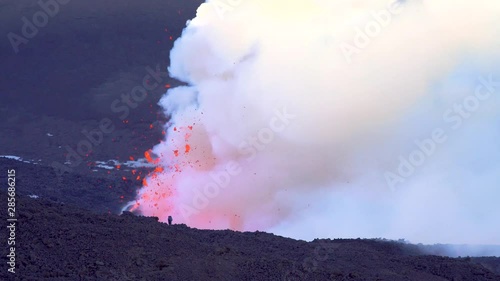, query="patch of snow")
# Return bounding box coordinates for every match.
[95,161,115,170]
[123,158,156,168]
[0,155,43,165]
[0,155,22,161]
[94,158,156,170]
